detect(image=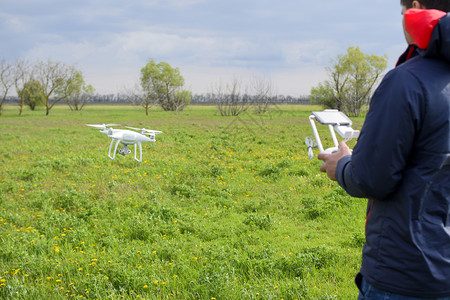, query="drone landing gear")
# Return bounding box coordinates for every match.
[108,139,144,162]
